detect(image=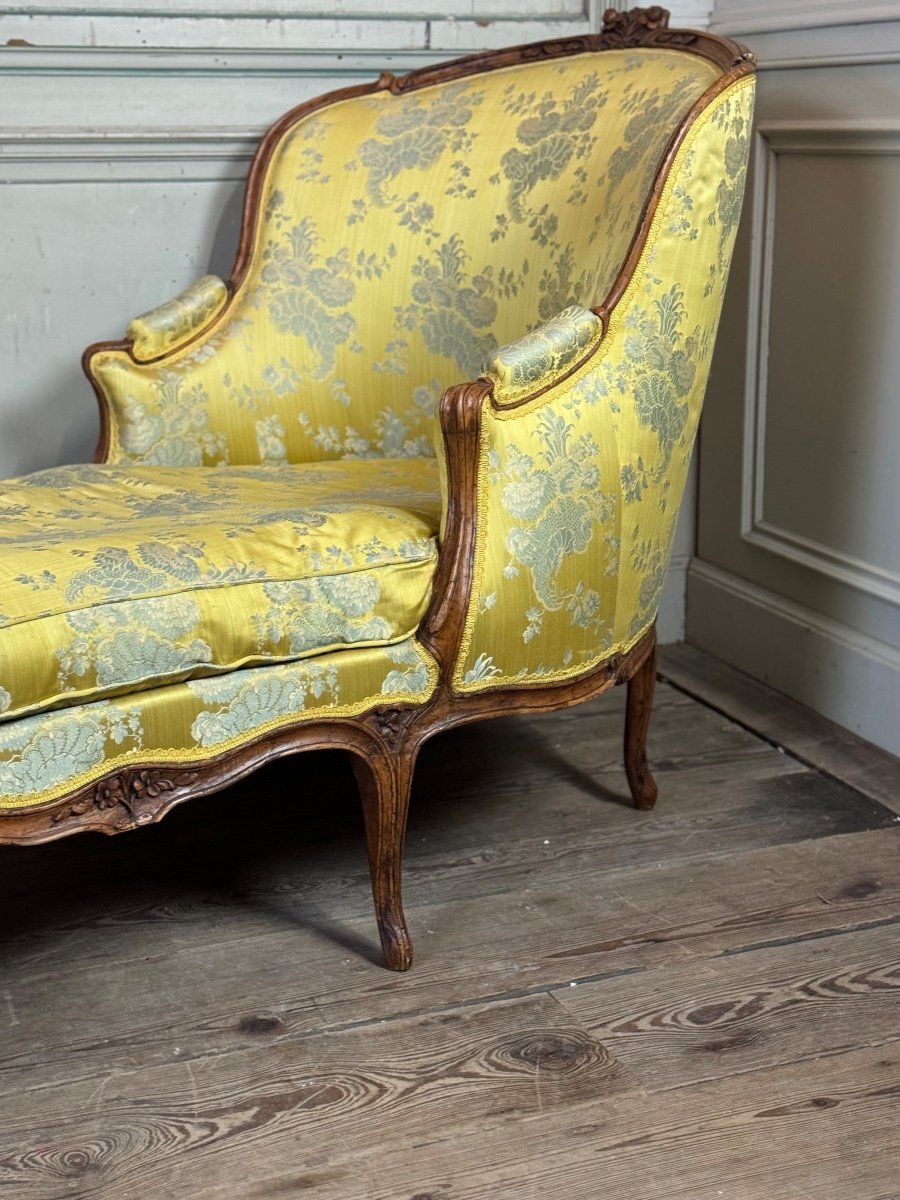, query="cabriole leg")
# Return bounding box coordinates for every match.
[352,746,417,971]
[624,633,658,810]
